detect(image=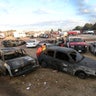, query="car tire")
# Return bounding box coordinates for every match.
[77,72,87,79]
[41,61,47,68]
